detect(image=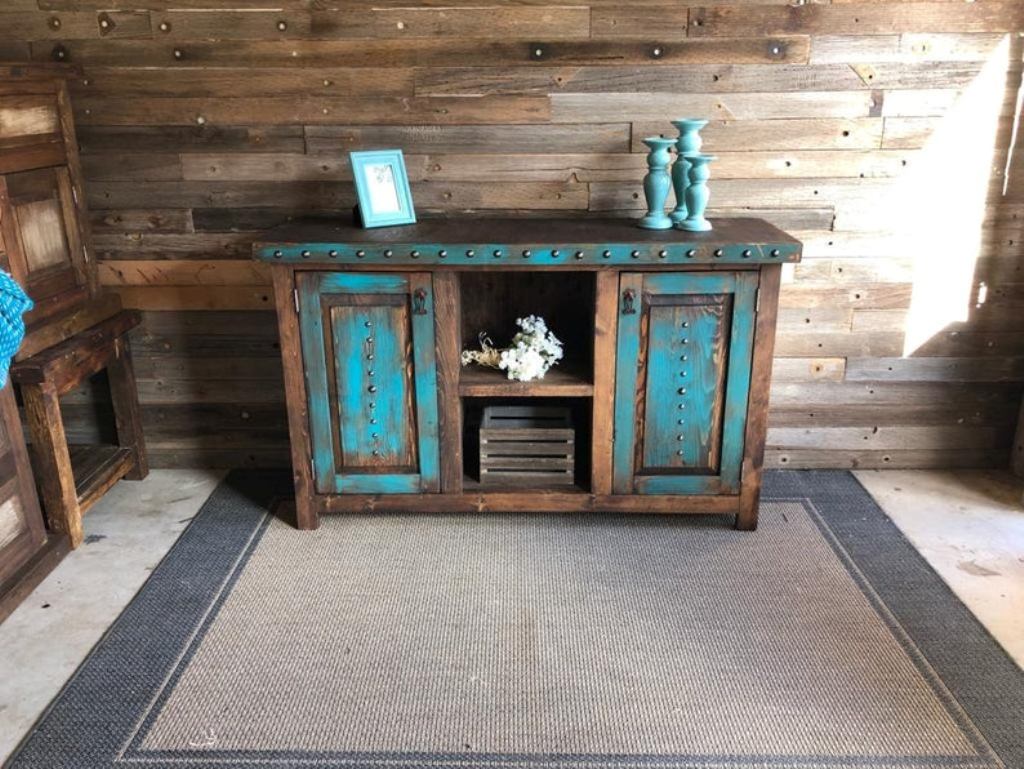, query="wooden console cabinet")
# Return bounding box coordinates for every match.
[255,217,801,530]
